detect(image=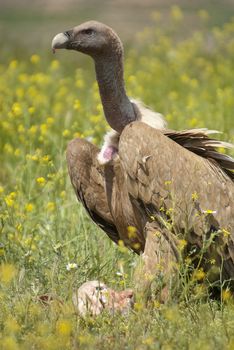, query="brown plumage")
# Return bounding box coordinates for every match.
[52,21,234,300]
